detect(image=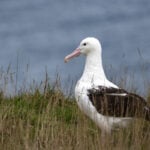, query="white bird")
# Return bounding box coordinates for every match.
[64,37,150,133]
